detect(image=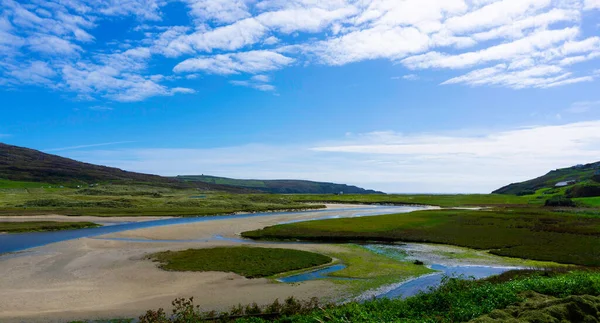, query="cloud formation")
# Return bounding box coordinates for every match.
[1,0,599,100]
[63,120,600,193]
